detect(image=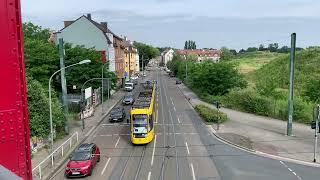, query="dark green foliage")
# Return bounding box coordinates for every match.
[133,41,160,69]
[195,105,229,123]
[220,47,234,61]
[304,79,320,103]
[167,55,247,96]
[247,47,258,52]
[217,90,313,123]
[27,75,65,138]
[184,40,197,49]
